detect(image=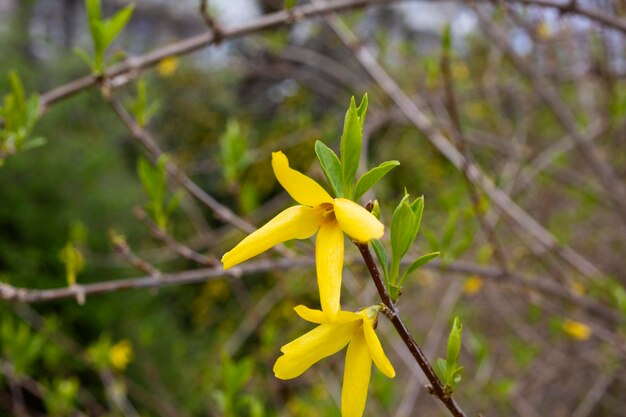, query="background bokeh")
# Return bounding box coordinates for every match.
[1,0,625,416]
